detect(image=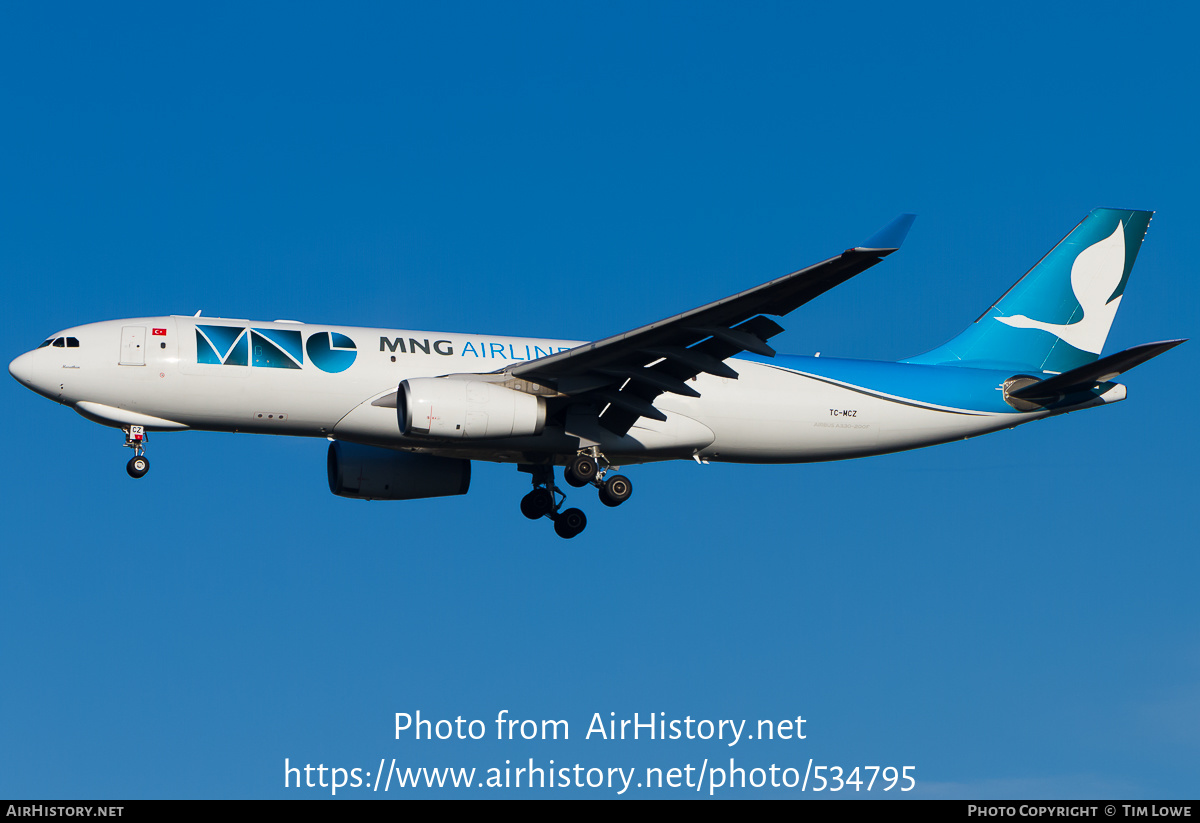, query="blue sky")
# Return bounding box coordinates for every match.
[2,2,1196,798]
